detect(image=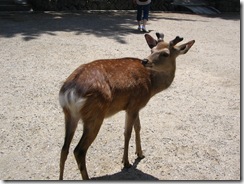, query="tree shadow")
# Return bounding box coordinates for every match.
[0,11,141,43]
[0,10,239,44]
[91,158,159,180]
